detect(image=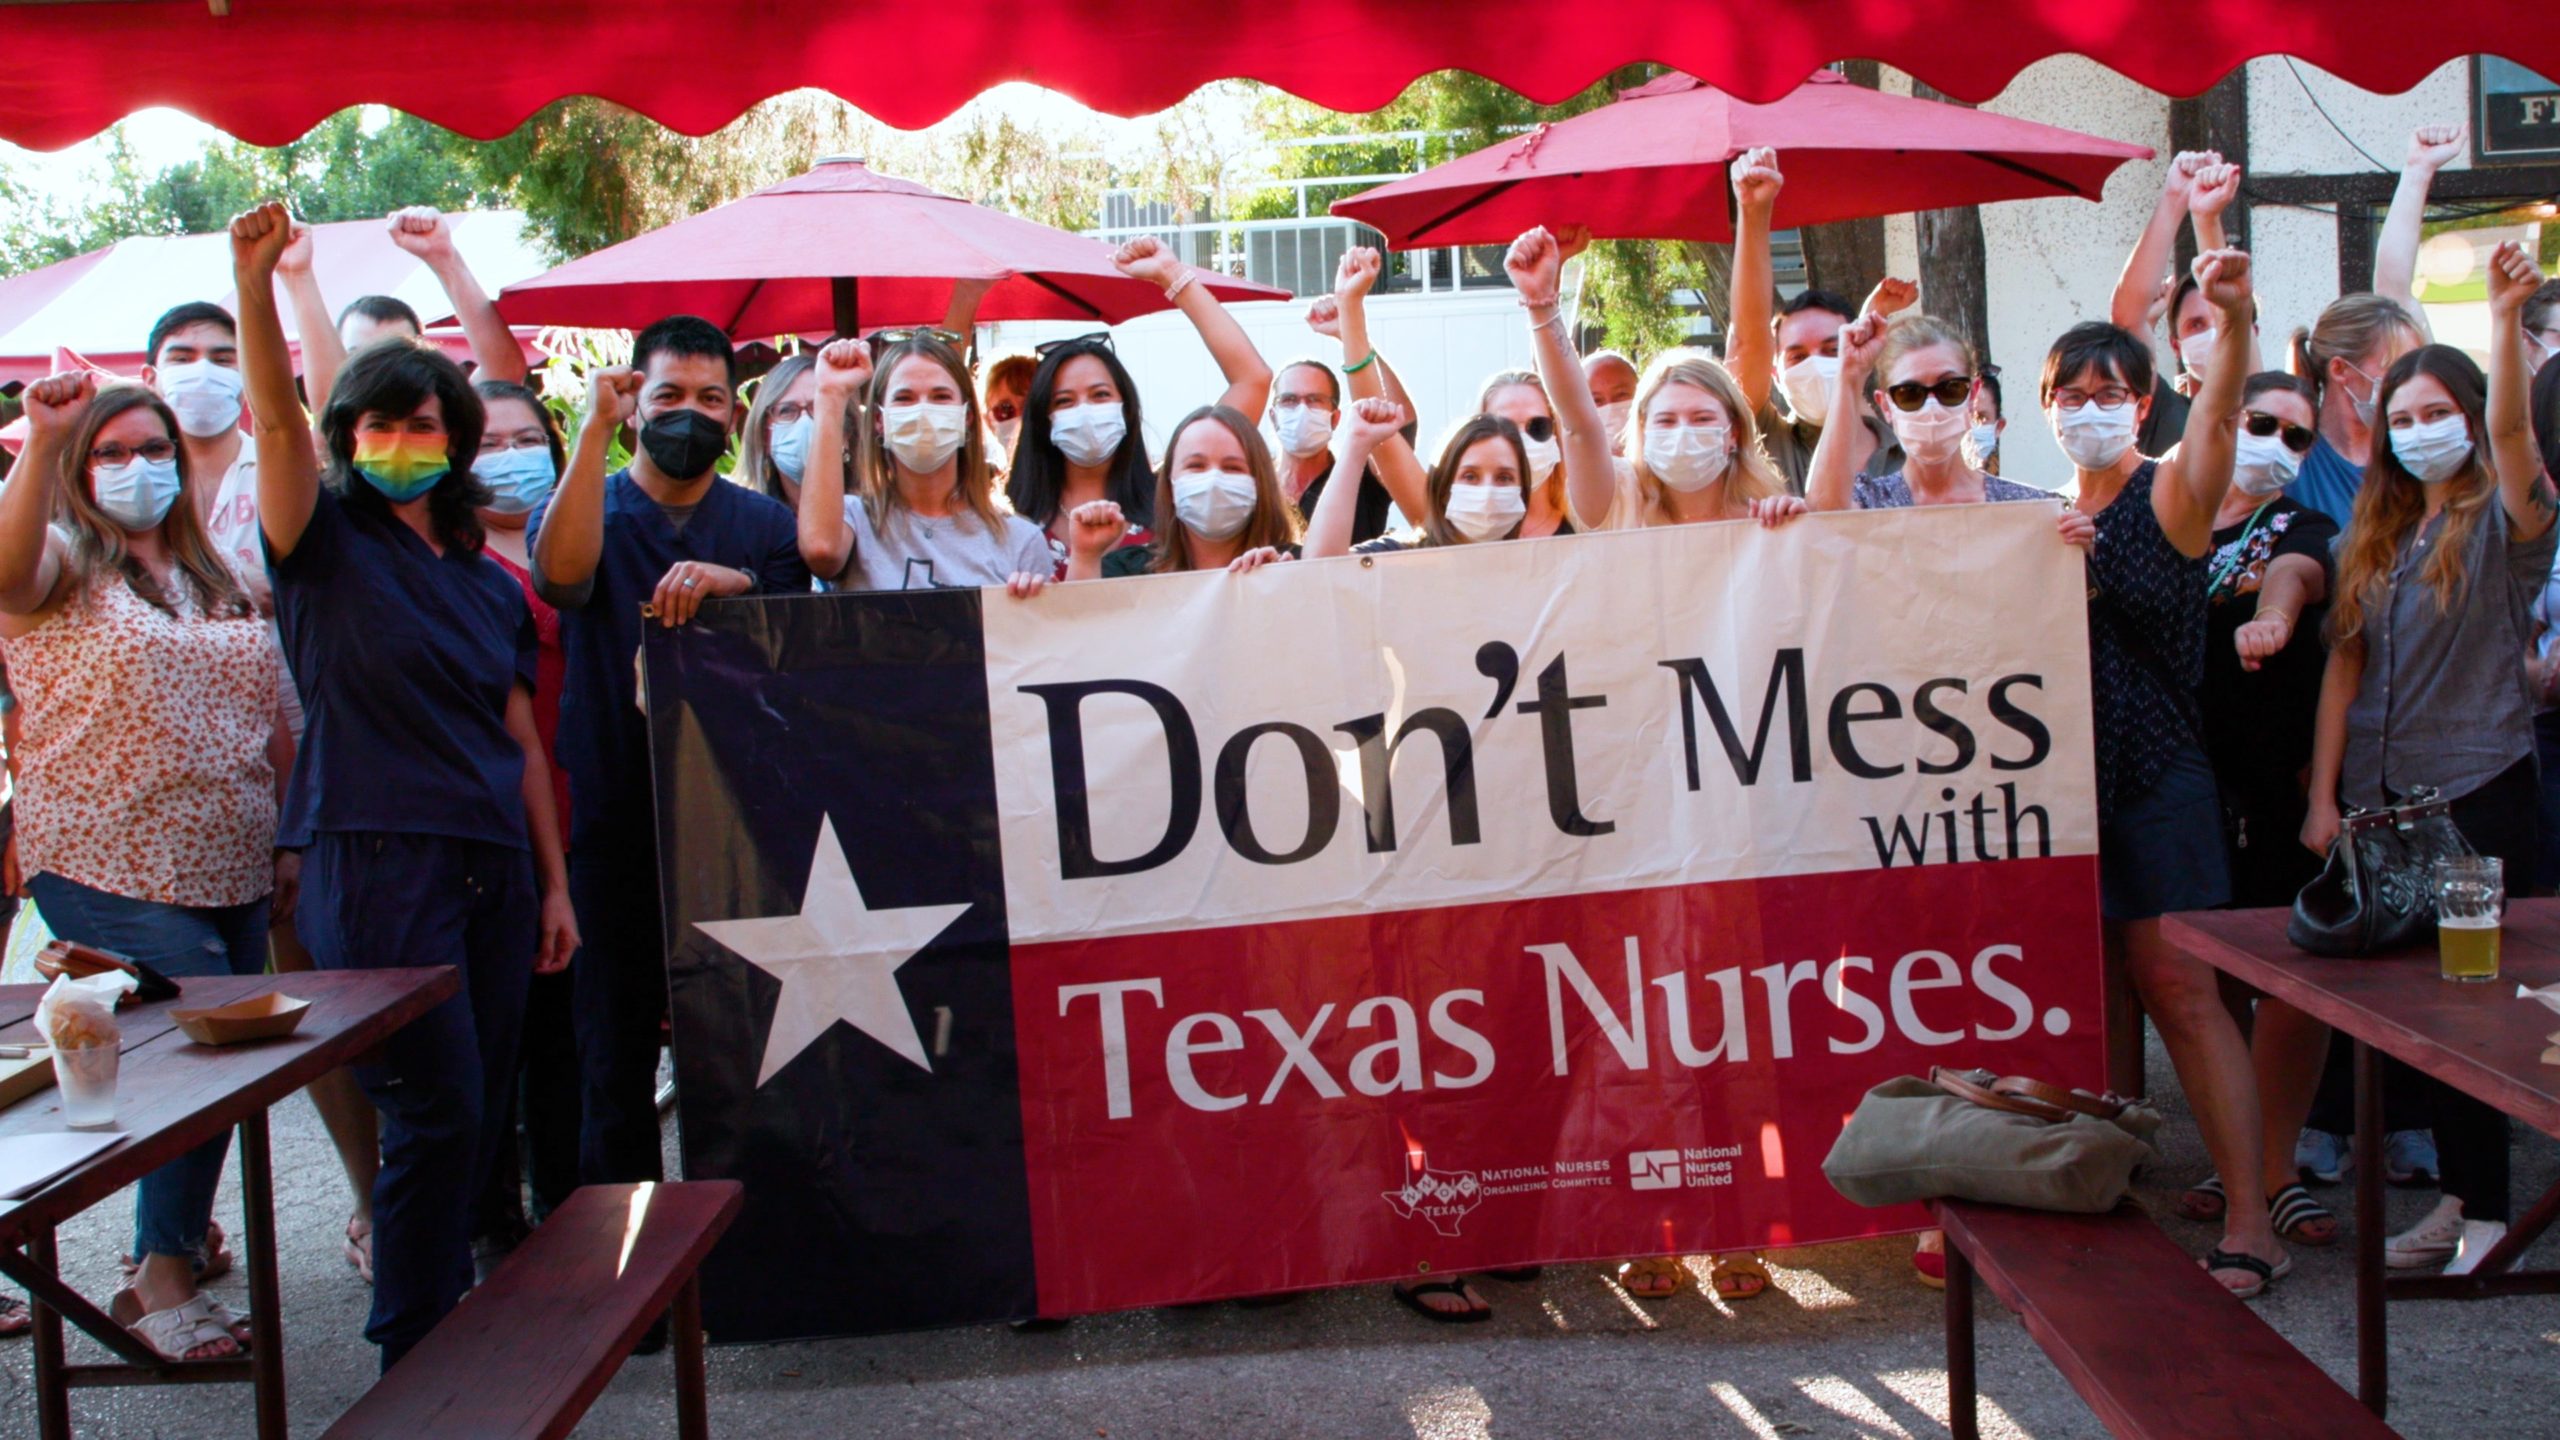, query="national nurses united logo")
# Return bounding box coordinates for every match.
[1383,1154,1484,1237]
